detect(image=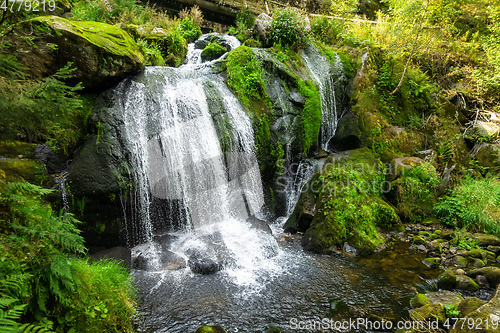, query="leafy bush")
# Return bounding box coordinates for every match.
[311,16,343,45]
[157,25,188,67]
[269,8,309,49]
[0,181,136,332]
[179,17,202,43]
[435,176,500,236]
